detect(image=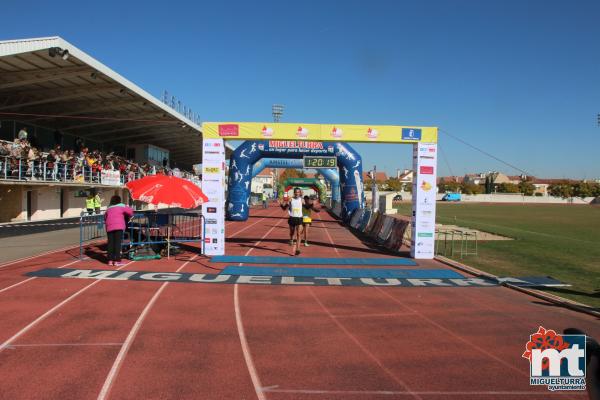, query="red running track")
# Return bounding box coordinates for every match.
[0,205,597,400]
